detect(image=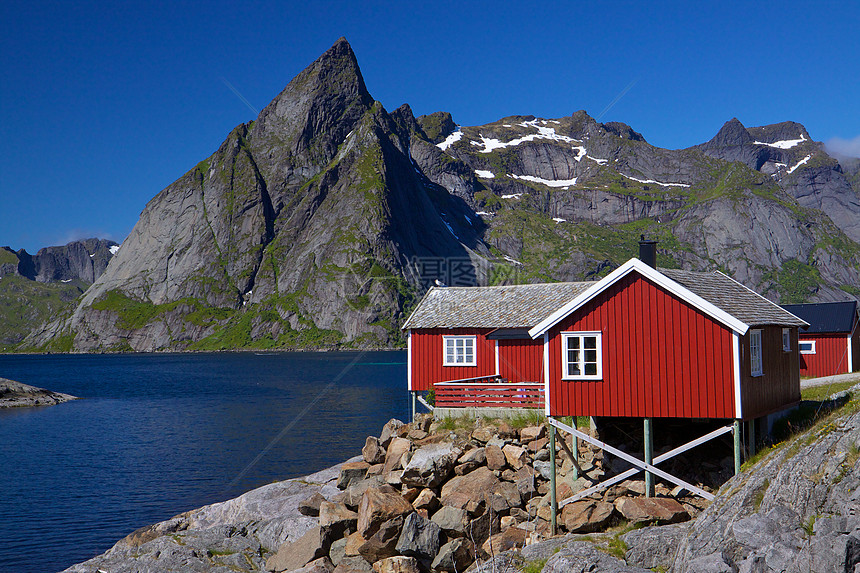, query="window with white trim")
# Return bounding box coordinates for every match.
[799,340,816,354]
[443,336,477,366]
[782,328,791,352]
[750,329,763,377]
[561,332,602,380]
